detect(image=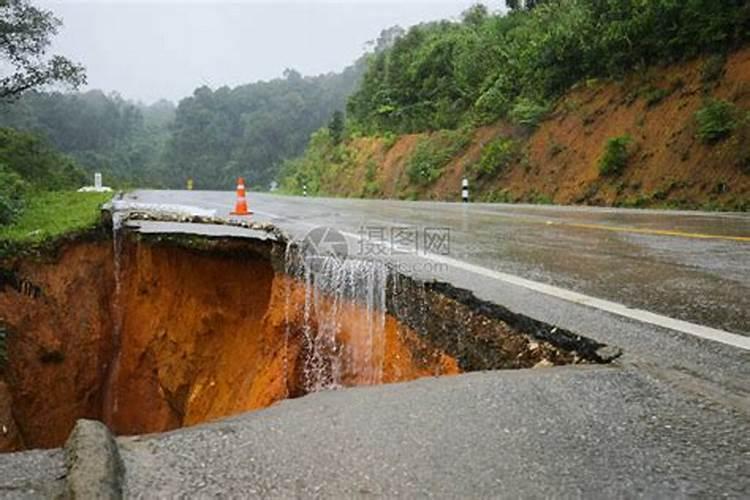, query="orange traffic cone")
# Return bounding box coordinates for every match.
[231,177,252,215]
